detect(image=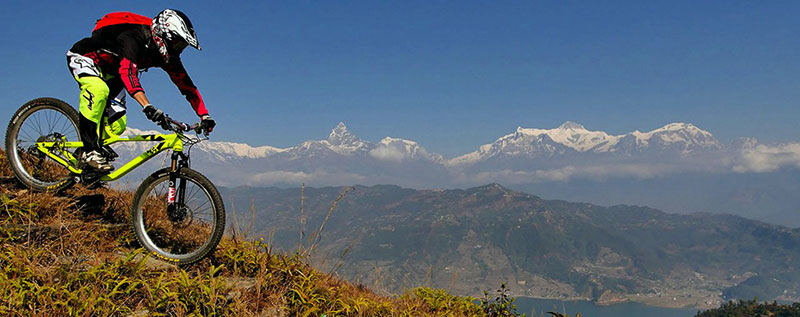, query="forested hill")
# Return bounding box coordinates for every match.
[222,183,800,308]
